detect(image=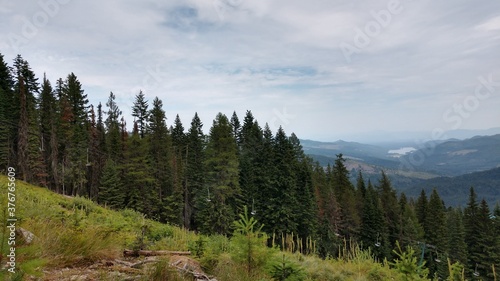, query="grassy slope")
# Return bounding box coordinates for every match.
[0,176,405,281]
